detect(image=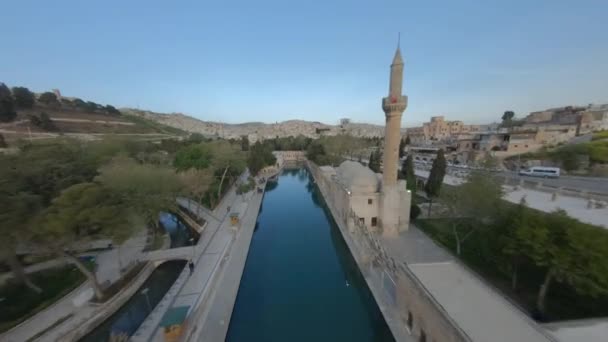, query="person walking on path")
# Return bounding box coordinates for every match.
[189,260,194,275]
